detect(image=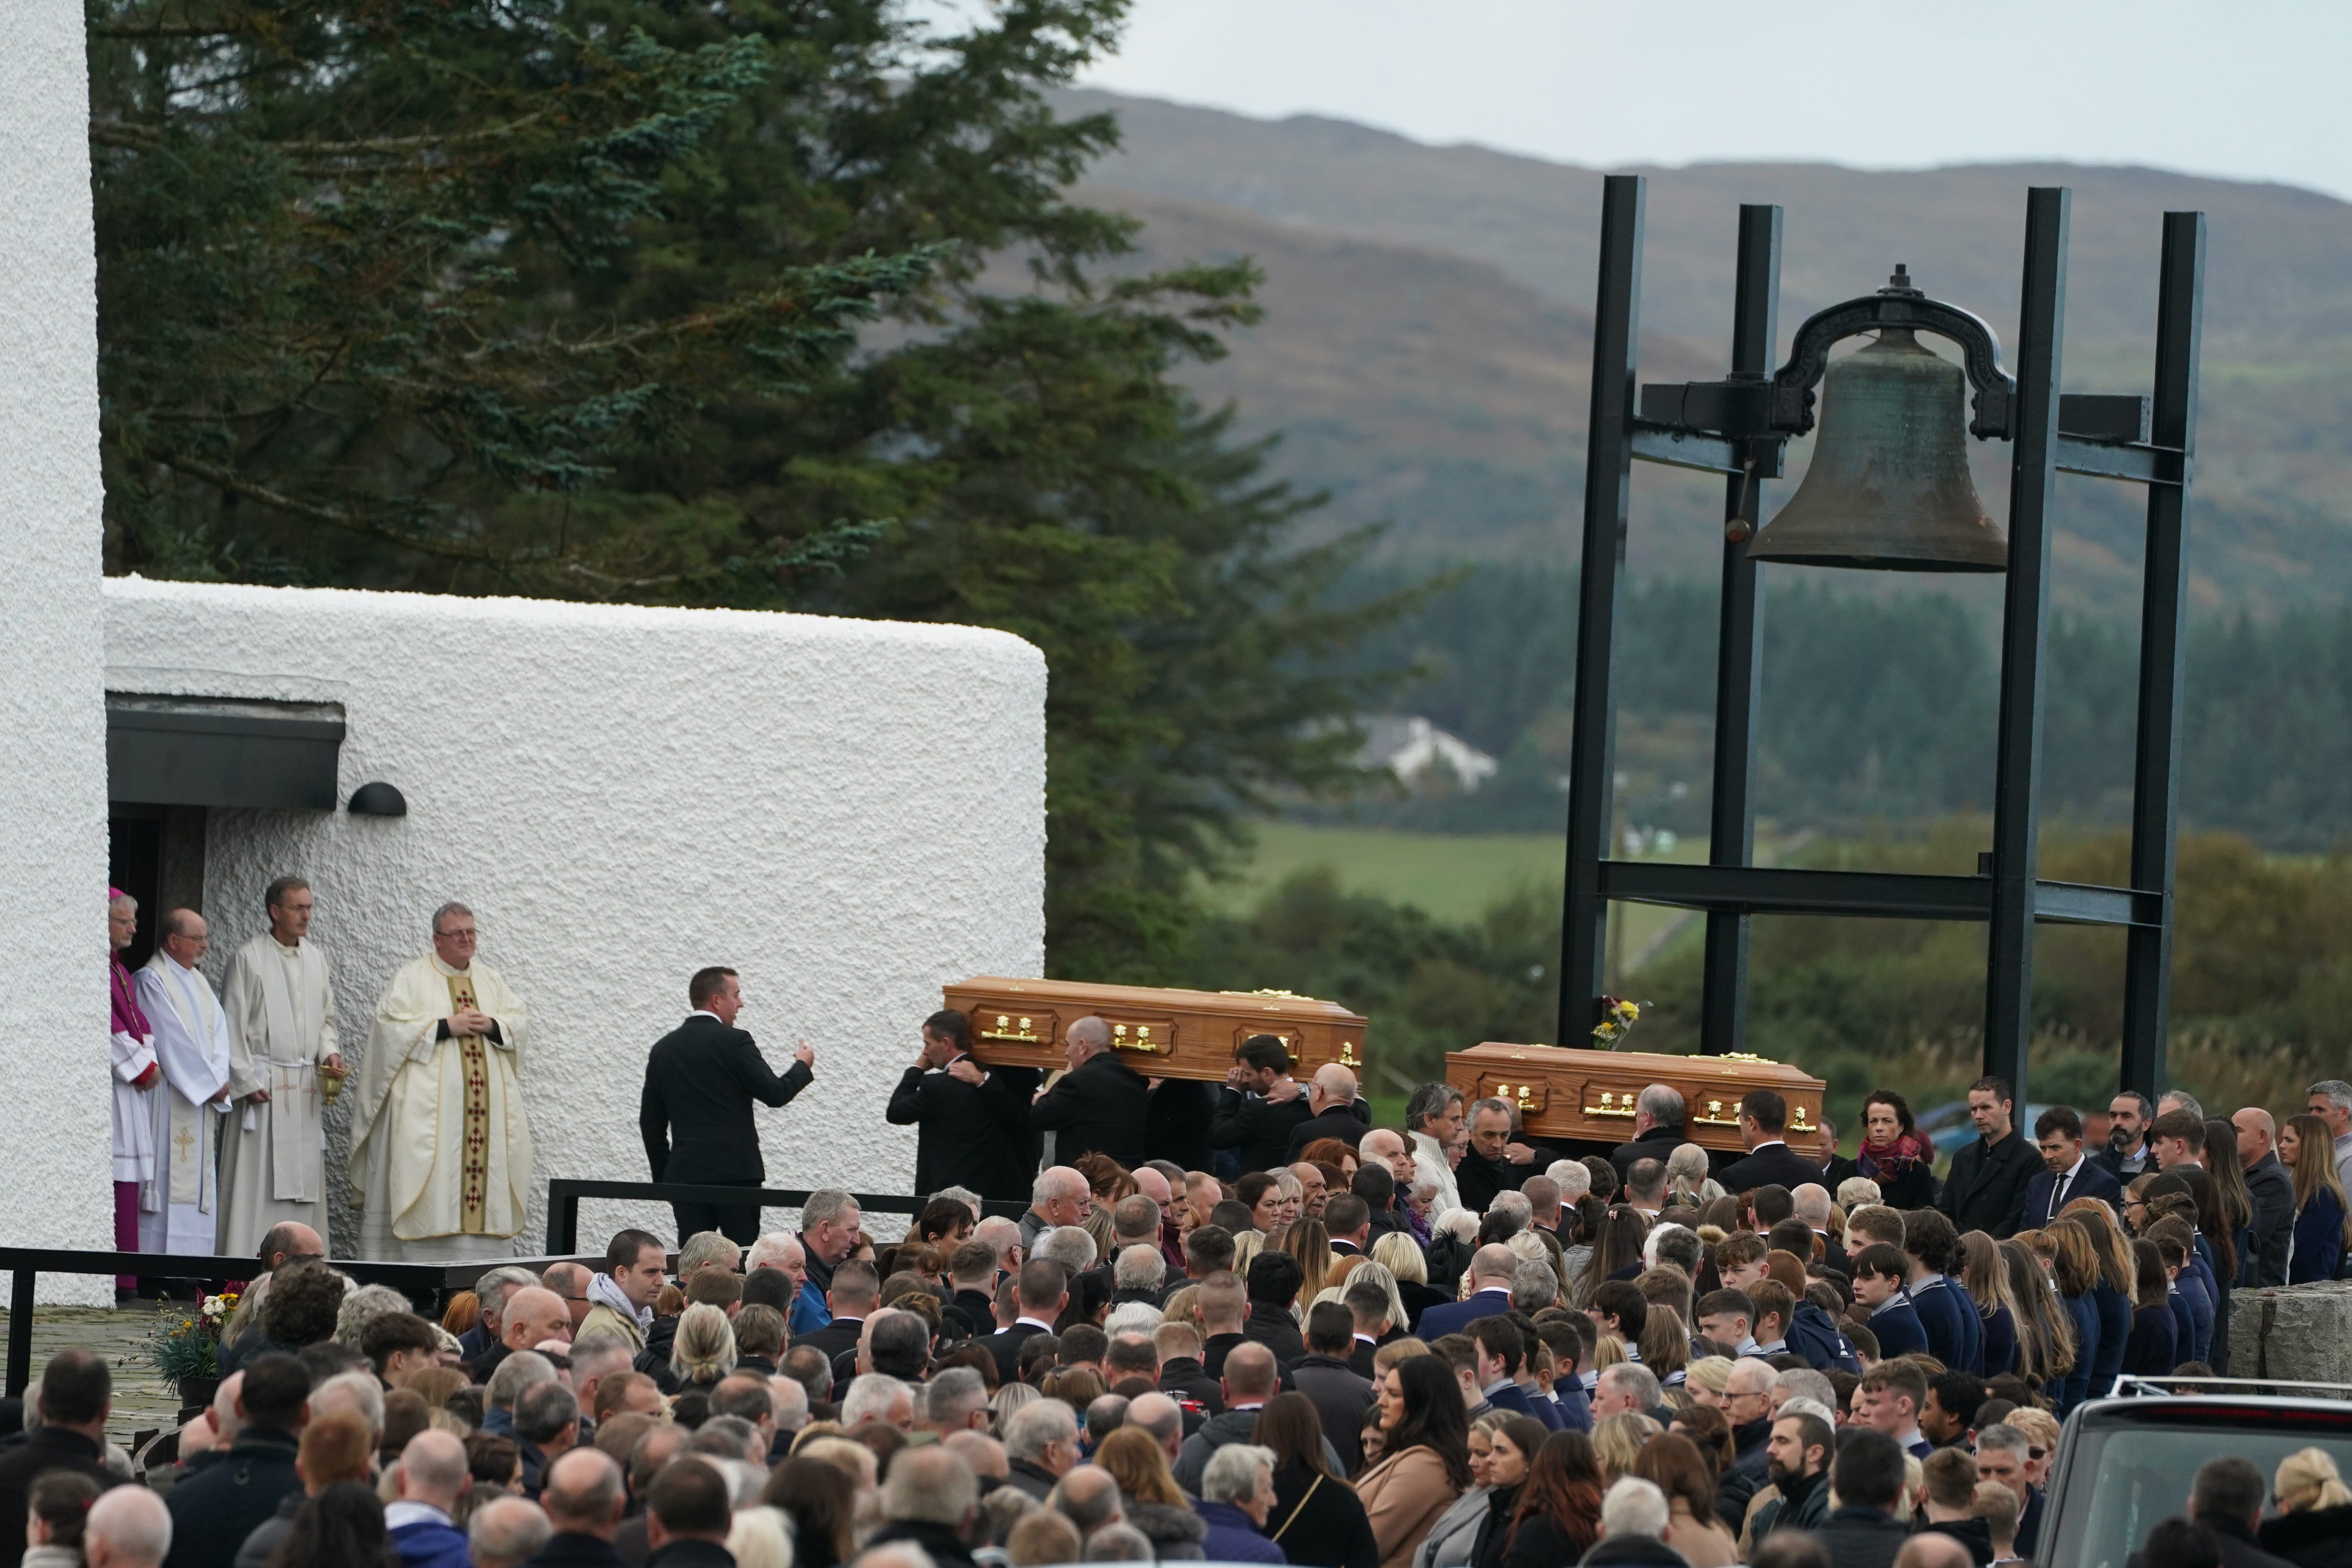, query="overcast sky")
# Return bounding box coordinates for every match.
[1079,0,2352,202]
